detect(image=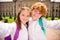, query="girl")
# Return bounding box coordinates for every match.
[0,7,31,40]
[28,2,60,40]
